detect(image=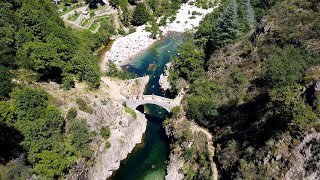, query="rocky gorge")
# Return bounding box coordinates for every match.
[40,76,150,179]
